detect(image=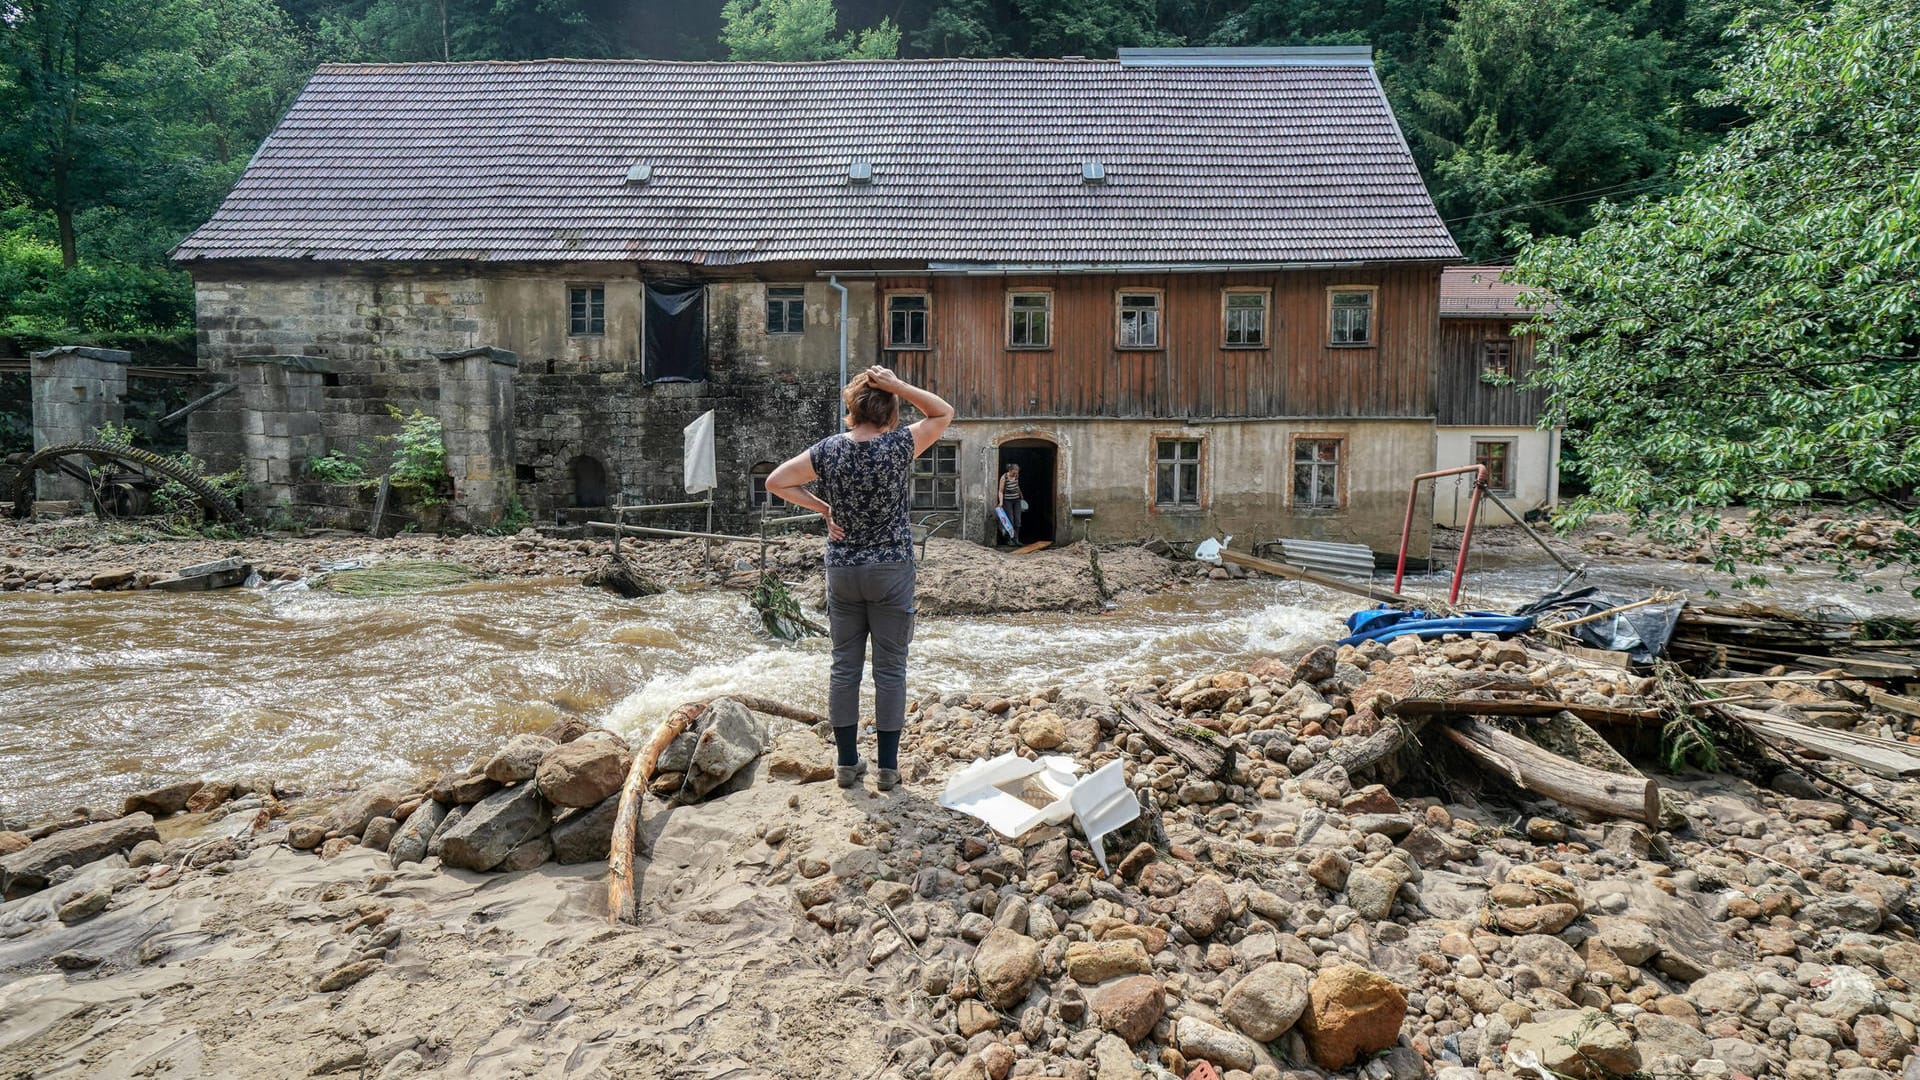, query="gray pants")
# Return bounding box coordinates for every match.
[825,560,916,732]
